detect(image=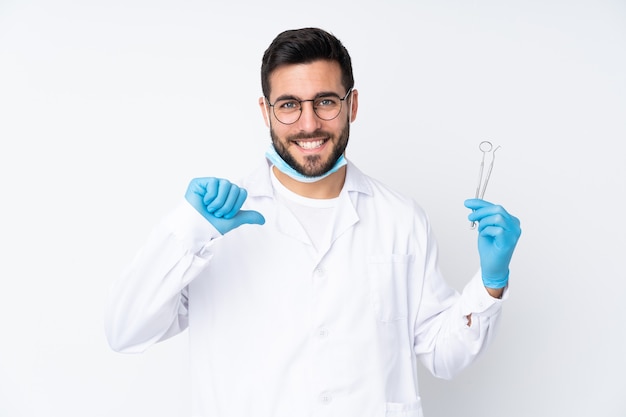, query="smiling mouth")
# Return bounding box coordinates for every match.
[295,139,327,150]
